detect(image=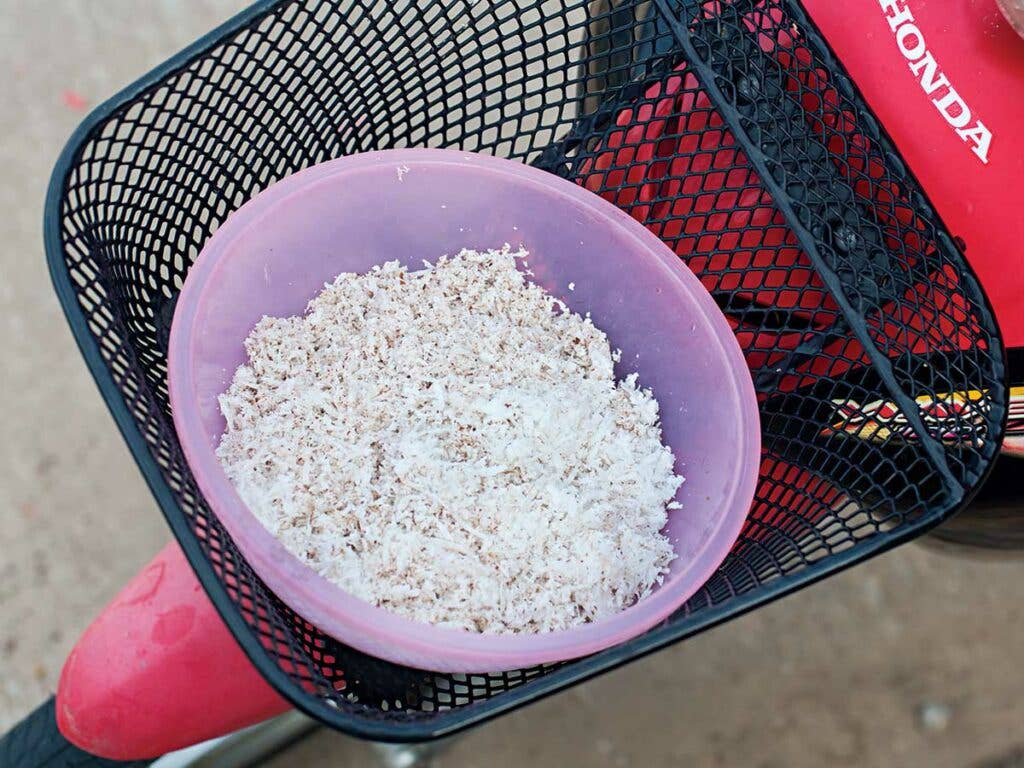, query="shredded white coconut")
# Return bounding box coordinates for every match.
[216,247,683,634]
